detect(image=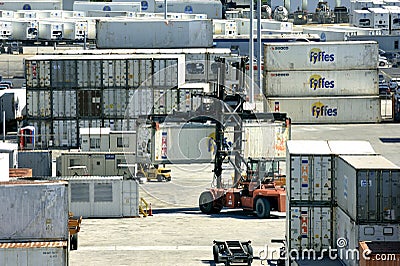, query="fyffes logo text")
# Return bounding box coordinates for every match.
[311,102,337,118]
[309,48,334,64]
[309,74,334,90]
